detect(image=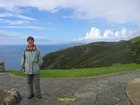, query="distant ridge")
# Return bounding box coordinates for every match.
[42,36,140,69]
